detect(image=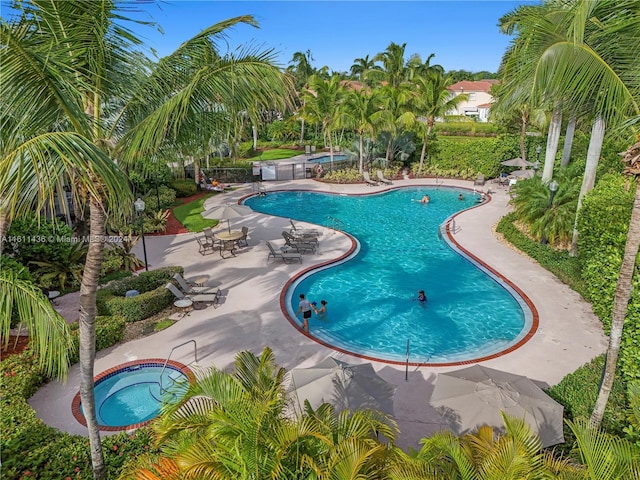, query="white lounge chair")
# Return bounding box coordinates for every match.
[362,171,378,187]
[376,170,393,185]
[282,231,317,254]
[172,273,220,299]
[289,219,321,237]
[165,283,219,304]
[266,241,302,264]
